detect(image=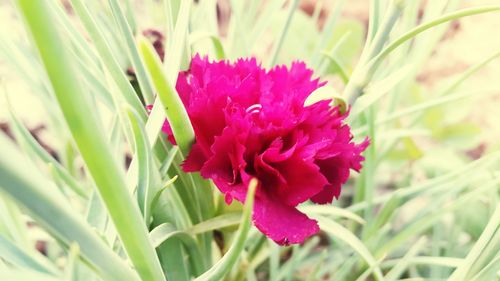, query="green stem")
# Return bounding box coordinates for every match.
[267,0,300,67]
[109,0,156,105]
[15,1,165,280]
[194,179,258,281]
[69,0,146,117]
[139,36,195,156]
[367,5,500,82]
[345,1,403,105]
[0,134,139,281]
